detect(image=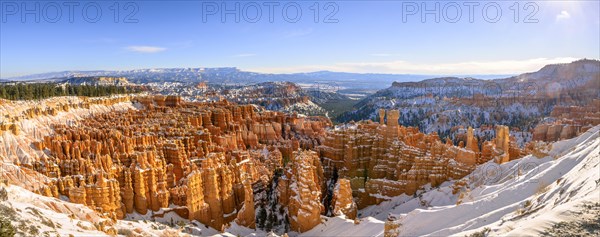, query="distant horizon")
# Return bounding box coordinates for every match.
[2,1,598,78]
[4,57,599,81]
[0,65,522,81]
